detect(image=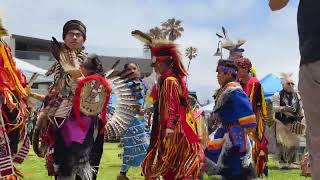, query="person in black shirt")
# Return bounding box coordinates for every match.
[269,1,320,179]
